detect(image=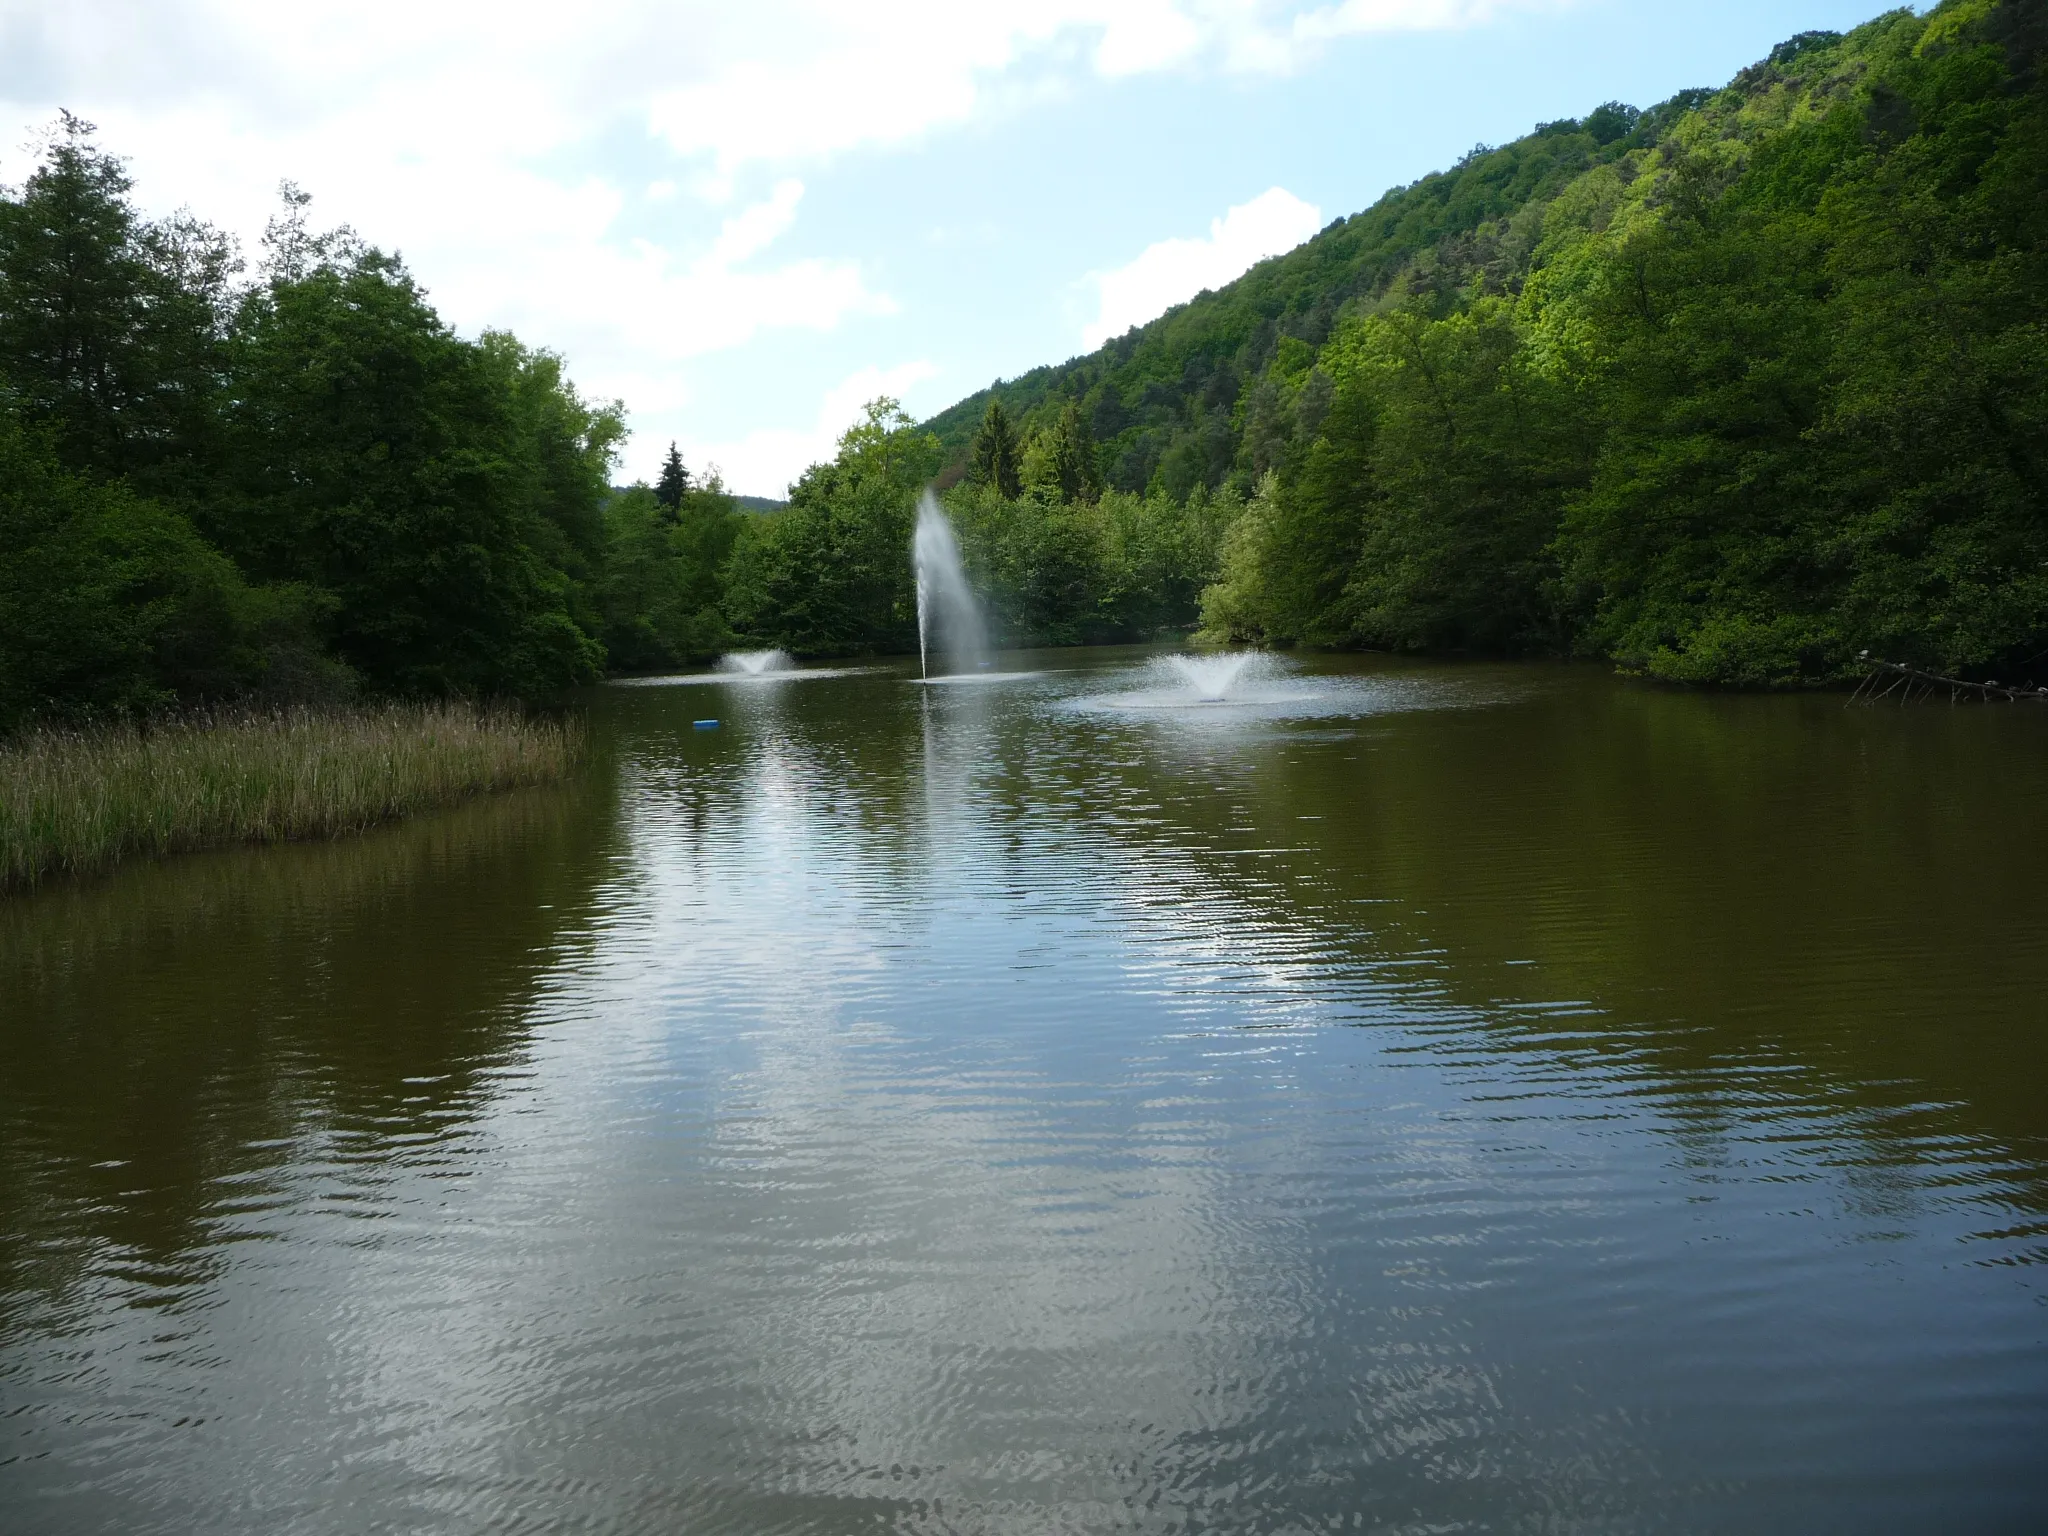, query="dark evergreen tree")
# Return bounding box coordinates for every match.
[968,398,1021,498]
[0,113,235,499]
[655,442,690,513]
[1040,403,1099,503]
